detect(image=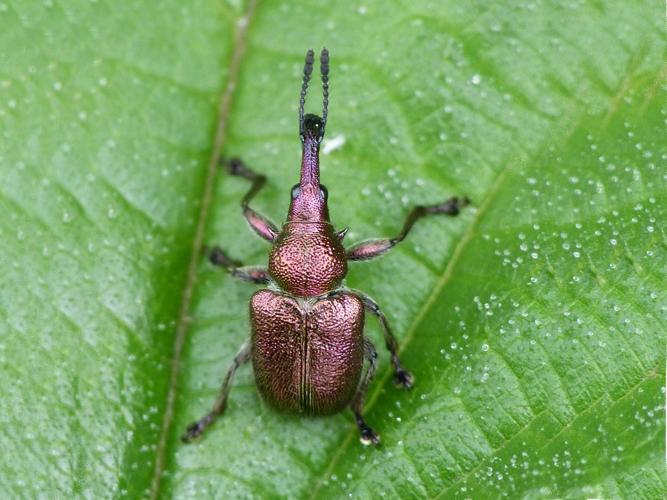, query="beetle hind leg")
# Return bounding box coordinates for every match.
[351,338,380,446]
[355,292,414,391]
[181,340,251,443]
